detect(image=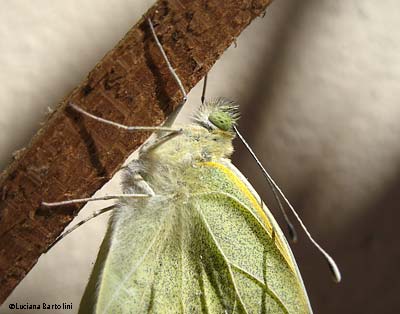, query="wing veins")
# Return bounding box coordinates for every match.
[191,192,271,239]
[195,205,250,314]
[101,209,170,314]
[231,264,289,314]
[137,221,170,311]
[191,191,294,273]
[193,191,290,314]
[179,207,185,314]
